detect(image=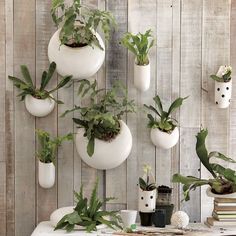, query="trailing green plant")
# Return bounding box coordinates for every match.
[36,129,73,164]
[8,62,72,104]
[172,128,236,201]
[62,79,136,157]
[51,0,116,49]
[210,65,232,82]
[55,180,122,232]
[121,29,154,65]
[139,164,156,191]
[144,95,187,133]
